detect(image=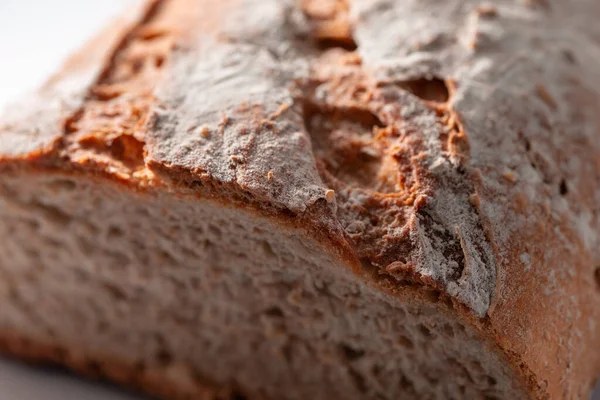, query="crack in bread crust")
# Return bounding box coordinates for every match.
[0,0,599,399]
[60,0,173,177]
